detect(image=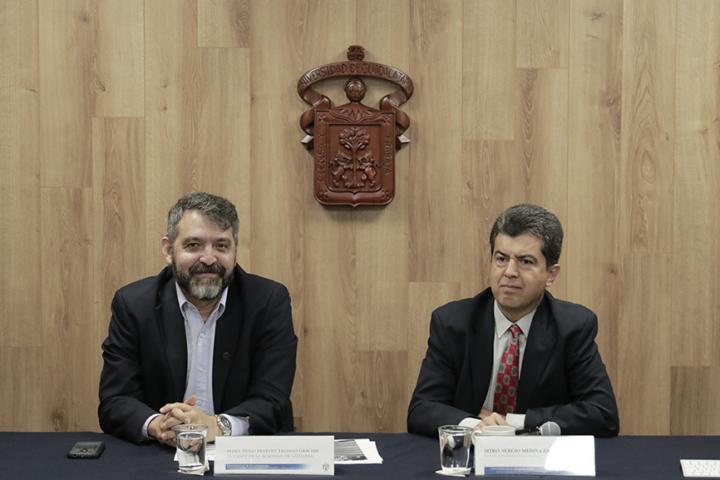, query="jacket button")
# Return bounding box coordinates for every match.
[223,352,231,361]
